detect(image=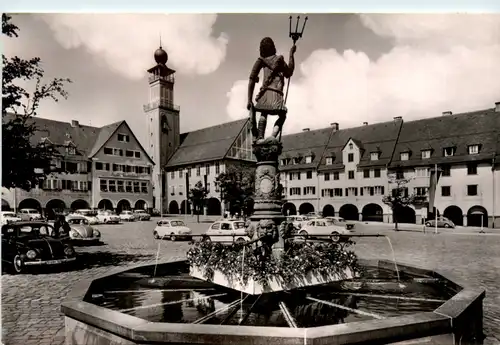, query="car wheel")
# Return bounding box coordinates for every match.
[29,218,33,221]
[153,231,160,239]
[170,233,176,241]
[299,230,308,240]
[13,255,24,274]
[202,235,211,242]
[330,231,341,243]
[235,237,246,244]
[425,222,431,227]
[444,223,450,228]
